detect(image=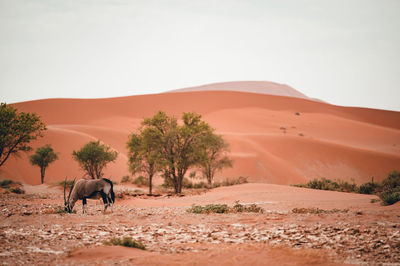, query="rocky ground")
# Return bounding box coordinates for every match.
[0,185,400,265]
